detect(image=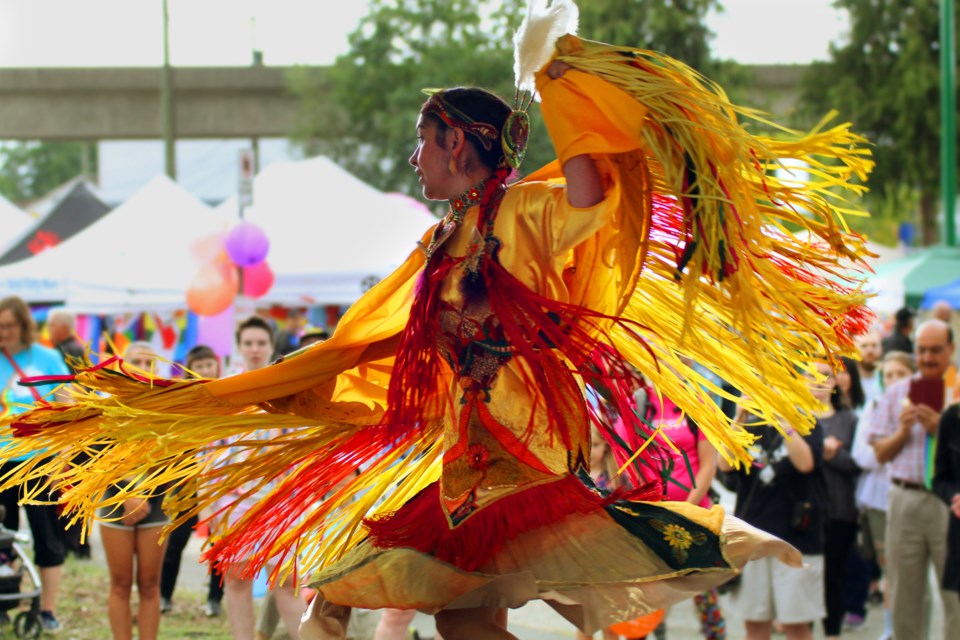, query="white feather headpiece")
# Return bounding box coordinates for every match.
[513,0,580,98]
